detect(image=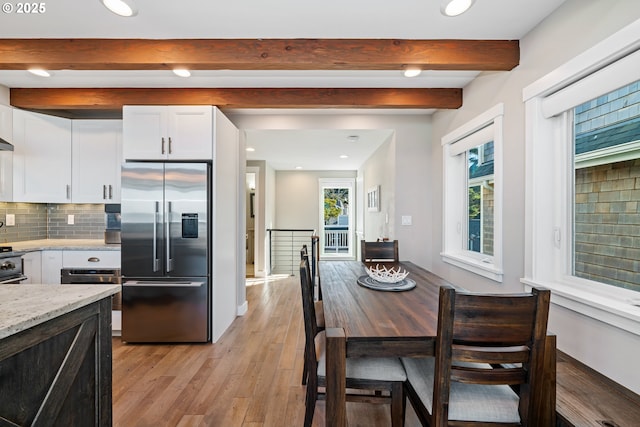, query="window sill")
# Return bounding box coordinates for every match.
[441,251,503,282]
[521,277,640,337]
